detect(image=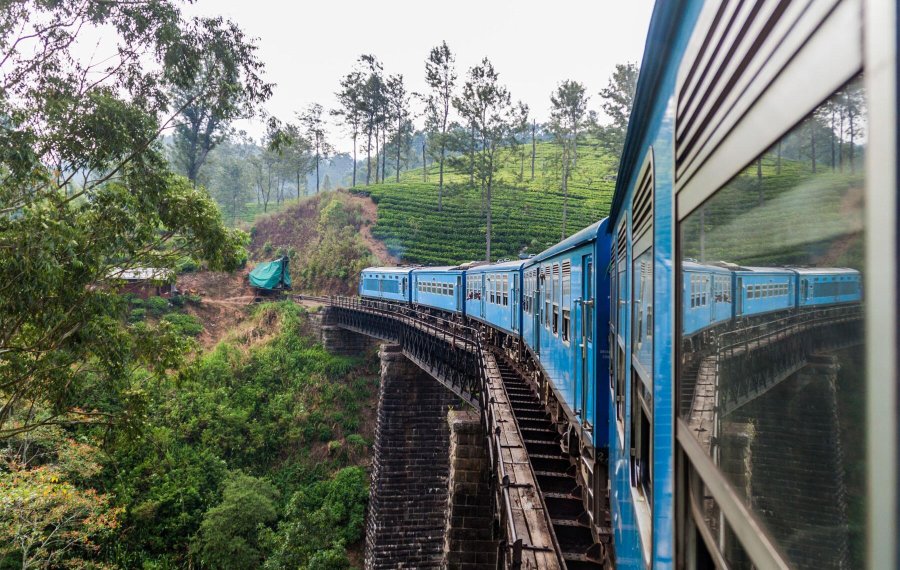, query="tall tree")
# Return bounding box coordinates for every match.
[357,55,384,186]
[278,122,314,200]
[333,70,365,187]
[422,41,457,211]
[299,104,333,193]
[169,18,272,184]
[209,134,257,225]
[596,62,639,164]
[549,80,590,238]
[0,0,248,440]
[385,74,412,183]
[454,58,523,261]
